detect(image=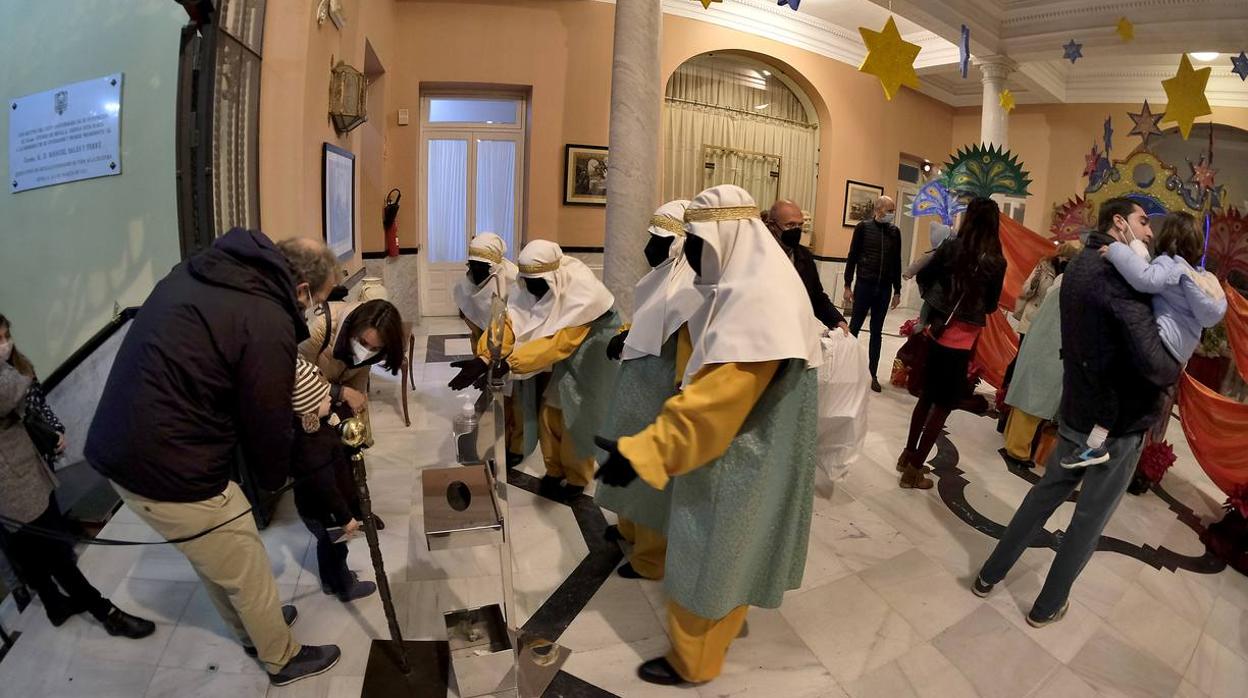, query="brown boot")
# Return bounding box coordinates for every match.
[899,464,934,490]
[896,449,915,472]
